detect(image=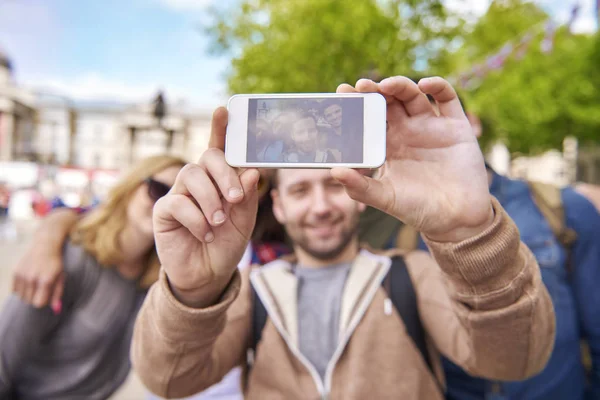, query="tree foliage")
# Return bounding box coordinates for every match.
[205,0,464,93]
[204,0,599,154]
[457,1,600,153]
